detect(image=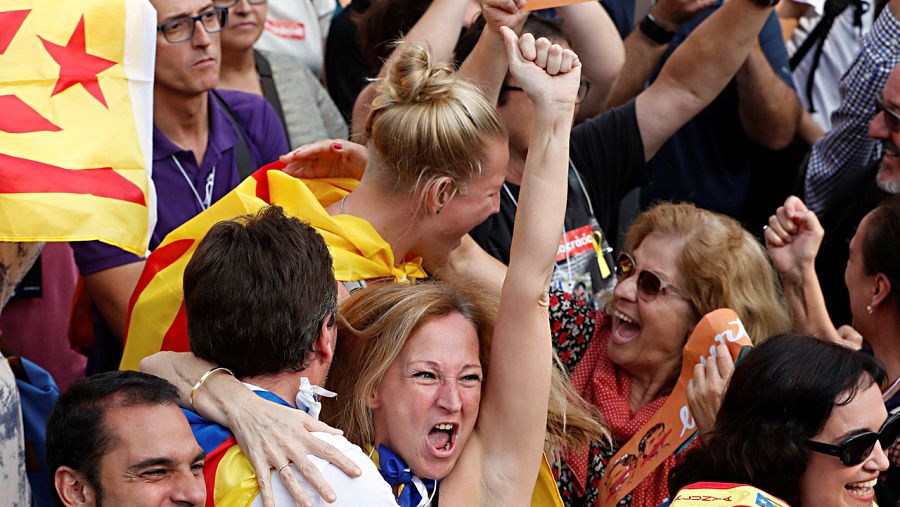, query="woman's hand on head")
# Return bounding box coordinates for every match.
[836,325,864,350]
[687,343,735,436]
[480,0,527,33]
[230,391,362,507]
[764,196,824,282]
[499,26,582,108]
[279,139,368,181]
